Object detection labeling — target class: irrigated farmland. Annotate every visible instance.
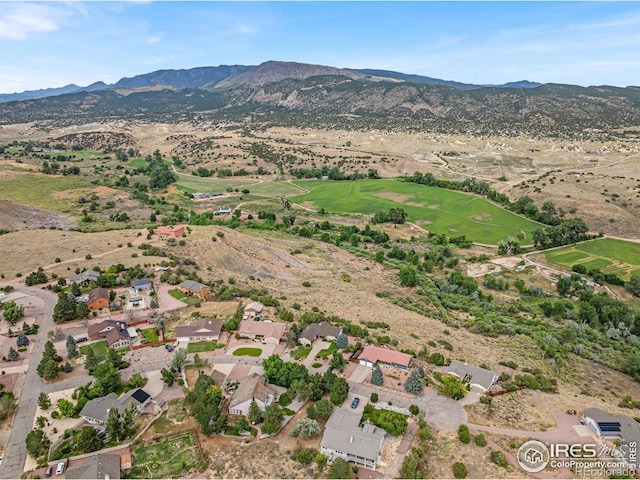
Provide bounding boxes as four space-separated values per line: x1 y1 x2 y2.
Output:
290 179 541 245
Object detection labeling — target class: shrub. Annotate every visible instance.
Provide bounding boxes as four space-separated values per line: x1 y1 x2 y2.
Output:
491 450 509 468
479 396 492 405
370 392 378 402
452 462 467 478
409 404 420 416
458 424 471 444
474 434 487 447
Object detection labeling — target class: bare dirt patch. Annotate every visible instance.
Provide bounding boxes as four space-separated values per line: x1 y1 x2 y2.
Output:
0 199 76 231
373 192 413 203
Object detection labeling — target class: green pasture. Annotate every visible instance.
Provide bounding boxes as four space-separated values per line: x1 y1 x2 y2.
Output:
544 238 640 280
174 172 257 192
128 432 200 479
290 179 540 245
0 173 90 212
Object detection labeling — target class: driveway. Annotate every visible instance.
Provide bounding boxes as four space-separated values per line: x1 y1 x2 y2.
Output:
303 340 330 369
348 364 371 384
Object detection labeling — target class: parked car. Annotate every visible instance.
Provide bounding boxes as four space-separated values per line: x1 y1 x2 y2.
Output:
165 344 174 352
56 461 65 475
351 397 360 409
45 466 52 478
74 337 87 343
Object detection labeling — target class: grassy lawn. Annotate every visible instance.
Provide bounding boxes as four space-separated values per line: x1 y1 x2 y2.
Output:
140 328 159 343
168 289 202 306
291 345 312 360
290 179 541 245
544 238 640 280
232 347 262 357
187 341 224 353
79 340 108 361
249 181 306 197
0 173 91 212
315 341 338 360
128 432 201 479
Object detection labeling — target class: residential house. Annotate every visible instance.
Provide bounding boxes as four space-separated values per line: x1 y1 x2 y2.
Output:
179 280 211 300
65 453 121 480
357 345 413 370
320 408 387 471
298 322 342 346
243 301 264 319
131 278 152 293
87 287 109 311
87 320 133 350
176 318 222 343
80 389 152 425
154 225 185 239
68 270 100 287
583 408 640 467
238 319 286 343
446 360 500 392
228 373 276 416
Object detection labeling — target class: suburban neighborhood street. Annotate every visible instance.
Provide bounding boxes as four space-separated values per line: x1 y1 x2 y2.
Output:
0 286 57 480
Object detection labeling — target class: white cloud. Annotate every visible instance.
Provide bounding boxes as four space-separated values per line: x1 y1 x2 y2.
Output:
0 3 71 41
229 22 260 35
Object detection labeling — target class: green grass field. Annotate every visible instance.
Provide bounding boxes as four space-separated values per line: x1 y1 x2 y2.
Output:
128 432 201 479
0 173 91 212
79 340 108 361
174 172 257 192
187 341 224 353
232 347 262 357
168 289 201 306
290 179 541 245
140 328 159 343
544 238 640 280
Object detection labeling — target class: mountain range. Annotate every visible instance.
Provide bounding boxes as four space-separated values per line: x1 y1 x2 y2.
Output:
0 61 540 103
1 61 639 138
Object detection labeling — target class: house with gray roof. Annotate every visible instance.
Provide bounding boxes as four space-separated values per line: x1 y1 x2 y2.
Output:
298 322 342 346
179 280 211 299
320 408 387 471
131 278 152 293
80 388 151 425
228 373 276 416
176 318 222 343
583 408 640 466
68 270 100 287
446 360 499 392
65 453 121 479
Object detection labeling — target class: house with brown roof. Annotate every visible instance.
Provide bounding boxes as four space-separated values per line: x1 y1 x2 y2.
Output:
243 301 264 319
228 373 276 416
358 345 413 370
87 287 109 311
154 225 185 239
88 320 133 349
179 280 211 300
238 319 286 343
298 322 343 346
176 318 222 343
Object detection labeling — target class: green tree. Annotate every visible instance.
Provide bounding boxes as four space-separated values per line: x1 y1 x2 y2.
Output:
261 404 284 435
399 266 418 287
57 398 76 417
66 335 78 358
7 347 19 361
190 374 224 435
329 351 346 370
248 400 262 424
76 301 90 319
404 368 424 394
0 394 16 423
85 347 98 371
70 281 81 296
106 407 123 442
291 417 320 439
327 457 352 479
442 376 467 400
53 292 78 322
329 377 350 405
626 274 640 297
92 362 122 395
371 365 384 386
336 332 348 349
37 357 59 380
16 332 29 347
400 448 424 479
315 397 334 420
161 368 174 386
128 373 147 388
2 301 24 324
76 426 102 454
171 347 188 372
38 392 51 410
25 429 50 459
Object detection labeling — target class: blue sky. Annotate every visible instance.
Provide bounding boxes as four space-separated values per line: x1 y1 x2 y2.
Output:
1 1 640 93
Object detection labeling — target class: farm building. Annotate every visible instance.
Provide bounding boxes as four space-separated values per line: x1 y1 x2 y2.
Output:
87 287 109 311
68 270 100 287
154 225 185 239
179 280 211 299
320 408 387 471
176 318 222 343
243 301 264 318
583 408 640 466
228 373 276 416
446 360 499 392
357 345 412 370
238 319 286 343
131 278 152 293
298 322 342 346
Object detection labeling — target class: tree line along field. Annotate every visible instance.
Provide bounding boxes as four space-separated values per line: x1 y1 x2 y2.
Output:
290 179 541 245
544 238 640 280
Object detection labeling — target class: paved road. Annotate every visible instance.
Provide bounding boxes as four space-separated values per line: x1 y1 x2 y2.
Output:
0 286 57 480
